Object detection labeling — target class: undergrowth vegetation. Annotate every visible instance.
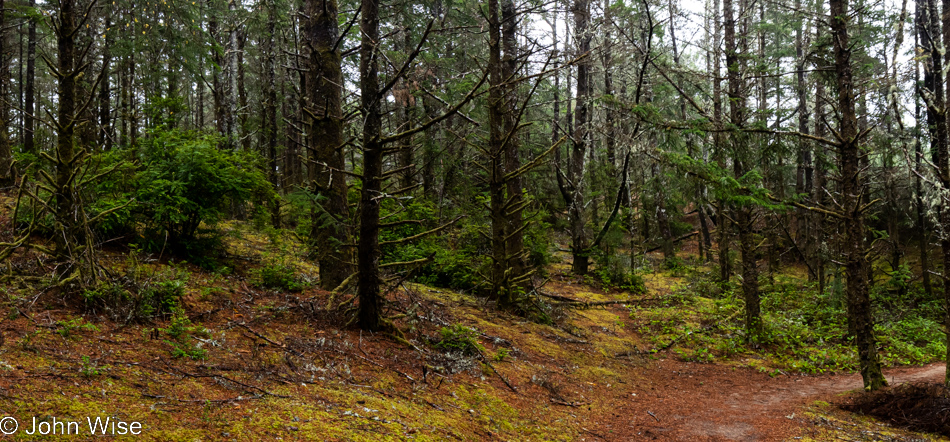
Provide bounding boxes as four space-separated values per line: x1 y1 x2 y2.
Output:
630 265 946 374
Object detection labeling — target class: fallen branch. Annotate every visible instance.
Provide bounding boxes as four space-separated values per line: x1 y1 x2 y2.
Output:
642 231 699 254
233 322 304 358
537 291 663 309
142 393 266 404
481 357 517 393
551 398 589 407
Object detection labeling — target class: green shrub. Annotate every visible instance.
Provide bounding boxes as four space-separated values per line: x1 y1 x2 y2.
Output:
255 261 308 292
134 130 273 247
82 274 186 322
56 317 99 339
436 324 484 356
161 310 209 360
80 356 101 378
594 253 646 293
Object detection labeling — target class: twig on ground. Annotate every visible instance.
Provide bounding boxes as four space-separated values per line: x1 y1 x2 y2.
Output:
551 398 589 407
481 357 517 393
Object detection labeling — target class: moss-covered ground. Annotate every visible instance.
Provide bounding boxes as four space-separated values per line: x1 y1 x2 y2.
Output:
0 222 943 440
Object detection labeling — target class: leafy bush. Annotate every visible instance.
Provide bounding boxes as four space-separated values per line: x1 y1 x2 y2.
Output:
254 261 308 292
160 310 209 360
134 130 273 247
80 356 101 378
56 317 99 339
82 273 186 322
436 324 484 356
594 253 646 293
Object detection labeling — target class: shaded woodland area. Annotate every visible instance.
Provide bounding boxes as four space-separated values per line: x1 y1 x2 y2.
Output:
0 0 949 436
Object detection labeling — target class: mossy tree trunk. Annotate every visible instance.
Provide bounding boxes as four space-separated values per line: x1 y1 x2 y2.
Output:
831 0 886 390
357 0 383 331
305 0 352 291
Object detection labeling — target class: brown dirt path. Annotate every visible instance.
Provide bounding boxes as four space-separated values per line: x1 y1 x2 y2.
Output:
588 360 945 441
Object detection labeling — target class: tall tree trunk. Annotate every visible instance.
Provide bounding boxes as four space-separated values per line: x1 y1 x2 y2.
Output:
502 0 526 284
568 0 591 275
24 0 36 154
99 12 113 150
914 2 934 298
724 0 760 337
237 28 249 150
209 0 225 138
795 0 813 269
488 0 509 304
357 0 383 331
712 0 731 281
53 0 83 257
265 0 279 228
0 0 12 184
831 0 886 390
225 0 239 149
305 0 351 291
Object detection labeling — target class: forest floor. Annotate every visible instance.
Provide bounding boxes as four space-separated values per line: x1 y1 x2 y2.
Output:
0 221 943 441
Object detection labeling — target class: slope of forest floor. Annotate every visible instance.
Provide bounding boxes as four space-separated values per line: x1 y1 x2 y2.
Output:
0 220 944 441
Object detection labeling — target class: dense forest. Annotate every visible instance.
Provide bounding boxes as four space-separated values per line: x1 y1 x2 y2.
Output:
0 0 949 438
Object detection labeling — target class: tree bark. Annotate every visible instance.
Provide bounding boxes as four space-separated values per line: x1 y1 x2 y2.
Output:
724 0 760 337
24 0 36 154
99 12 113 150
568 0 591 275
831 0 886 390
265 0 279 228
0 0 12 184
305 0 352 291
53 0 84 258
358 0 383 331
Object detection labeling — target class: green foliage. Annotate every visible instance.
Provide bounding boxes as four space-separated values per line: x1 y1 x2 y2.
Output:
134 130 273 246
523 207 554 270
663 256 688 276
56 317 99 339
632 272 946 374
161 310 209 360
82 271 186 322
436 324 484 356
80 356 101 378
254 259 309 292
593 252 646 293
381 201 487 292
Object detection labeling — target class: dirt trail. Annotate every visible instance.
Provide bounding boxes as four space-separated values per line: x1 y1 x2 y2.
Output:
592 360 945 441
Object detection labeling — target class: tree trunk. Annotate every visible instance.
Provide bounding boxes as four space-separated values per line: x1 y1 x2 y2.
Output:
209 0 225 138
237 28 249 150
358 0 383 331
569 0 590 275
305 0 352 291
226 0 239 149
488 0 508 304
265 0 279 228
724 0 760 337
99 13 113 150
795 0 813 270
24 0 36 154
501 0 526 284
0 0 12 184
914 4 934 298
831 0 886 390
54 0 82 258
